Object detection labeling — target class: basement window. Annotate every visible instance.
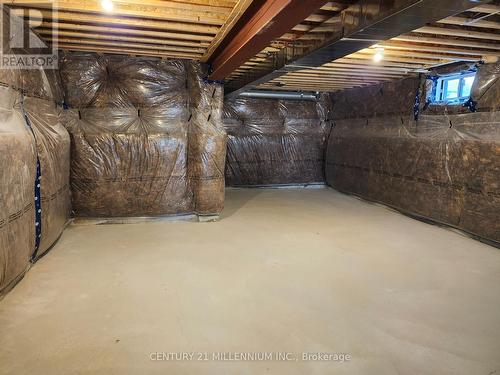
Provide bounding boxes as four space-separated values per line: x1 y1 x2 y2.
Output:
432 72 476 104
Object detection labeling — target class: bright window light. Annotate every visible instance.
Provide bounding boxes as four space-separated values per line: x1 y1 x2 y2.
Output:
433 72 476 104
462 75 475 98
444 78 459 100
101 0 114 12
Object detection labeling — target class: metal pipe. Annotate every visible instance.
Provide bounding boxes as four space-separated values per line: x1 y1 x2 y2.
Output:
238 90 319 101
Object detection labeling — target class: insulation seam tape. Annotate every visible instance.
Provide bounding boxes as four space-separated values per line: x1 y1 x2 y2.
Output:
20 97 43 260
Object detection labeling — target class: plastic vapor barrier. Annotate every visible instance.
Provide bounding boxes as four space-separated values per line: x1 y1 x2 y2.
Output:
60 53 226 218
0 93 69 295
223 97 330 186
0 87 36 294
471 62 500 111
186 62 227 214
326 63 500 244
0 9 70 296
24 98 70 258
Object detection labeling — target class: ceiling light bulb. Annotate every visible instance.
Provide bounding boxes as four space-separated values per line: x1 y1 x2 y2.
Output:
373 48 384 62
101 0 114 12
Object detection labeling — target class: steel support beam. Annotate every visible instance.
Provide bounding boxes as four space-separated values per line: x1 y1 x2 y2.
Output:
208 0 328 81
225 0 490 99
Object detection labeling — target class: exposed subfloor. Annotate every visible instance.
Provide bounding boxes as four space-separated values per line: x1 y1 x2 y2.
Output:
1 188 499 375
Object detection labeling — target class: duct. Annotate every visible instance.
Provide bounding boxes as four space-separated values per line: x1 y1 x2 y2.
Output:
225 0 489 98
238 91 319 101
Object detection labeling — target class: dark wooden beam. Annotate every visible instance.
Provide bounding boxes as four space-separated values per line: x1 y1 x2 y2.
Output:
208 0 328 80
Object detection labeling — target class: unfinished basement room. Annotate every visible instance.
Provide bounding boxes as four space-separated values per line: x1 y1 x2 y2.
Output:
0 0 499 373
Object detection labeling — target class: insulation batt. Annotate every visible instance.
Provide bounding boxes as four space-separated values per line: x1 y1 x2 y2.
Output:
223 97 330 186
0 94 70 291
0 8 70 295
23 98 71 259
326 63 500 244
0 87 36 293
60 54 226 217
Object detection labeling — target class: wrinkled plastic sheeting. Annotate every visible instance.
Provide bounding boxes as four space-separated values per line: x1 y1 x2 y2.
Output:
0 90 70 295
223 97 330 186
0 7 63 102
186 62 226 214
63 108 193 216
61 55 188 109
471 62 500 111
23 98 71 258
326 70 500 244
0 87 36 294
330 77 421 119
0 10 69 296
60 53 226 217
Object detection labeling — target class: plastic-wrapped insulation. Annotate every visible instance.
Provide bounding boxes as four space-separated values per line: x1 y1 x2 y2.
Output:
0 87 36 294
60 53 226 218
222 96 330 186
0 9 70 295
326 63 500 244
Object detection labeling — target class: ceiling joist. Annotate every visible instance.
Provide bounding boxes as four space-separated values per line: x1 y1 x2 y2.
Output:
6 0 499 95
7 0 253 62
224 0 495 97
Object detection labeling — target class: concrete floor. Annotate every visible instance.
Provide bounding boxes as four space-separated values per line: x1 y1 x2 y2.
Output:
1 188 499 375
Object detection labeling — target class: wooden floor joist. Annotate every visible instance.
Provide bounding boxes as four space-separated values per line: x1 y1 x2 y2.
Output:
379 41 500 57
468 4 500 14
36 29 211 48
4 0 229 25
438 16 500 30
9 0 253 60
53 38 206 55
330 59 430 69
224 0 498 96
392 35 500 51
50 43 202 59
201 0 253 61
29 20 215 42
414 26 500 41
7 0 499 94
285 70 405 79
14 8 220 34
355 48 482 61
